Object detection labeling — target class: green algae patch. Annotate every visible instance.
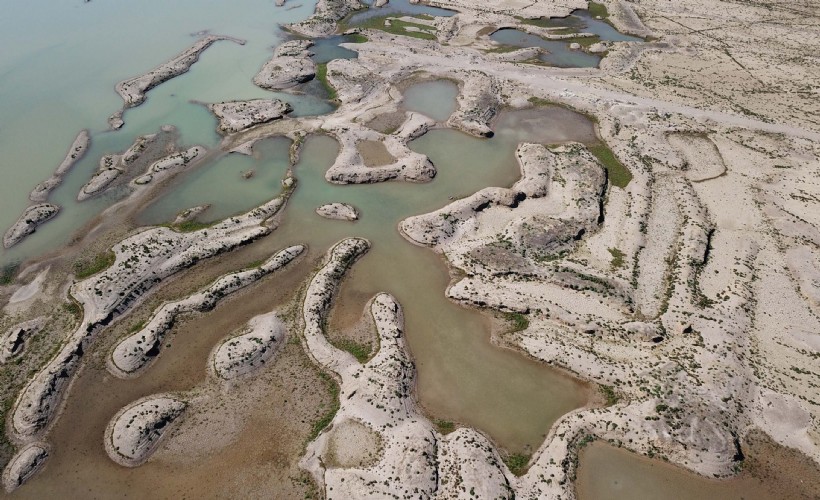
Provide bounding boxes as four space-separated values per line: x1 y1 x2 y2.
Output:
316 63 338 101
74 251 116 280
589 143 632 188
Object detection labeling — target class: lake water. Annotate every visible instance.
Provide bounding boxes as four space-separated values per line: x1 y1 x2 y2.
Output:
0 0 320 267
490 9 642 68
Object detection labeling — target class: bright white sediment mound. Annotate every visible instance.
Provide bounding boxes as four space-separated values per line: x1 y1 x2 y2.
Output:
210 311 286 380
316 203 359 221
2 443 48 493
105 395 187 467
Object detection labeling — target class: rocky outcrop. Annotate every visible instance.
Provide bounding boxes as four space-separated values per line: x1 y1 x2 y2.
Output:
253 40 316 90
210 311 286 380
325 120 436 184
105 396 186 467
301 288 514 498
77 155 124 201
109 245 304 377
298 241 516 497
3 204 60 249
1 443 48 493
77 134 160 201
10 192 290 442
207 99 292 134
0 317 46 364
173 204 211 225
447 71 500 137
316 203 359 221
133 146 206 185
29 130 90 202
302 238 369 373
108 110 124 130
116 35 245 108
122 133 158 166
287 0 364 37
400 142 606 276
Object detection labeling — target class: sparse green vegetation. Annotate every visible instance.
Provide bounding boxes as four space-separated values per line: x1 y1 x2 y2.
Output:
73 251 116 279
517 16 555 28
484 45 522 54
349 15 437 40
504 453 531 476
527 96 552 107
578 433 595 448
560 35 601 49
63 300 82 320
308 371 340 441
0 398 14 457
129 321 146 333
316 63 338 101
503 312 530 333
588 1 609 19
0 263 19 285
434 419 455 434
589 143 633 188
608 248 626 269
599 384 619 406
172 220 212 233
333 338 372 363
347 33 368 43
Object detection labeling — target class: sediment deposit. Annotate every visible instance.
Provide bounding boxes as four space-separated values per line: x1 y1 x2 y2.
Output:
253 39 316 90
0 317 46 364
3 204 60 249
133 146 206 186
29 130 90 202
316 203 358 221
207 99 292 134
9 189 291 443
210 311 286 380
104 395 187 467
109 245 304 377
1 443 48 493
3 0 819 496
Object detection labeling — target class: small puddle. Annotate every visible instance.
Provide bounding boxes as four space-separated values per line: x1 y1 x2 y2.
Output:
490 28 602 68
346 0 456 25
401 79 459 122
310 34 361 64
490 9 641 68
527 10 641 42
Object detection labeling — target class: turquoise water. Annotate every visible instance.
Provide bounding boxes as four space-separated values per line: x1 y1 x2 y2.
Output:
348 0 456 24
0 0 319 267
574 11 642 42
402 80 459 121
490 29 603 67
311 35 361 63
139 137 292 223
535 10 642 42
490 9 641 68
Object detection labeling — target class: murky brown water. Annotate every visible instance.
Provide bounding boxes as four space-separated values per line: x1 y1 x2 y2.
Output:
576 441 782 500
